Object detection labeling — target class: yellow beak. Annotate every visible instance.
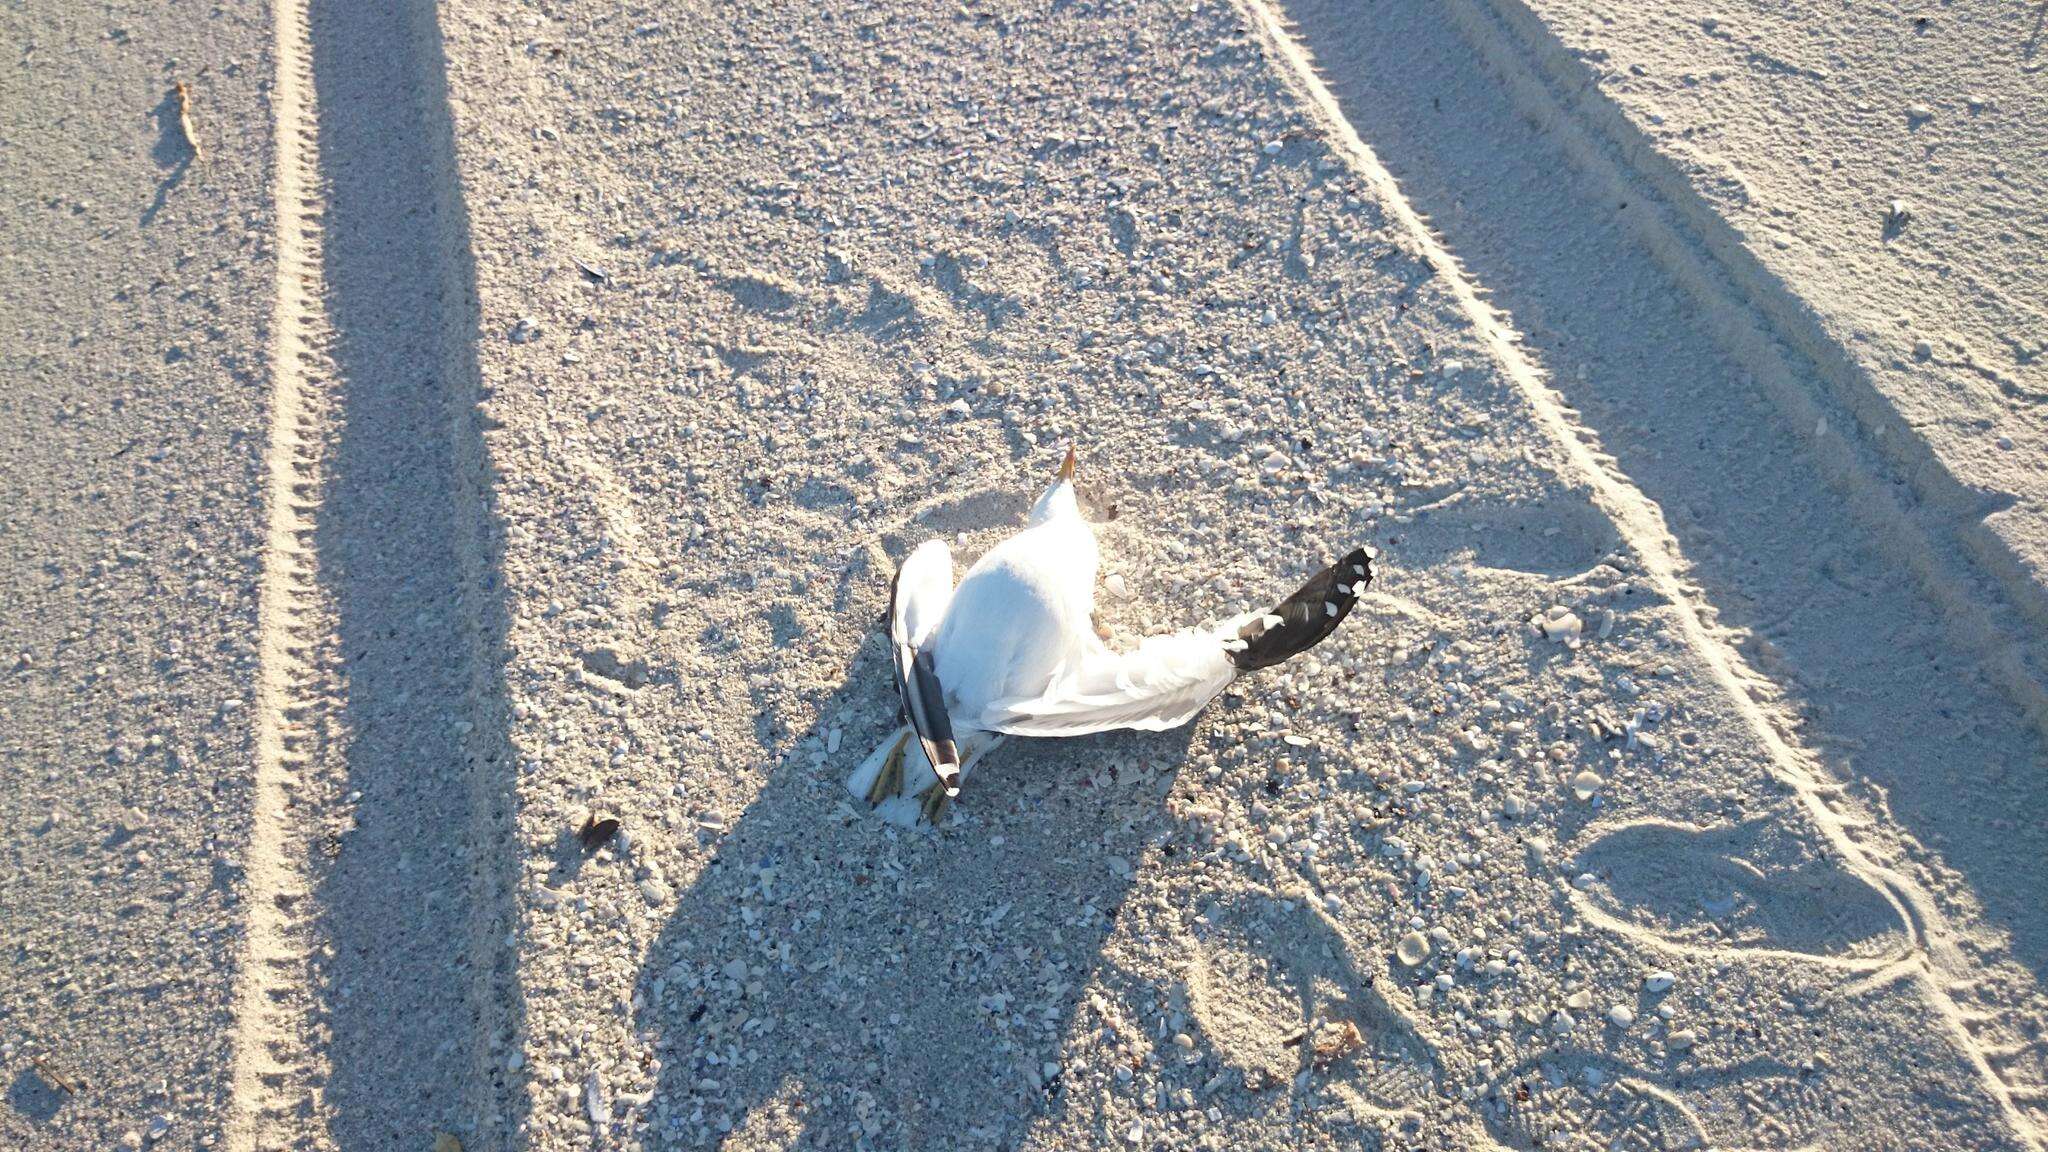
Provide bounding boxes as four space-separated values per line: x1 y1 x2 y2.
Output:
1057 444 1077 482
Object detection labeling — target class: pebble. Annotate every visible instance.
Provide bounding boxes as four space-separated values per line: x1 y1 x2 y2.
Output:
1608 1004 1636 1028
1535 606 1582 643
1570 770 1603 802
1644 970 1677 994
510 317 543 343
117 1132 142 1151
1262 139 1284 156
1913 338 1934 359
1667 1028 1698 1052
1396 930 1431 966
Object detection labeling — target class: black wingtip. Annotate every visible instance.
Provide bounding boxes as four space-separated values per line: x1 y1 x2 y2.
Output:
1228 547 1374 671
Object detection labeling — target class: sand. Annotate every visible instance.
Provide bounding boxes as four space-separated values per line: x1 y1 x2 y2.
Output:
1 2 277 1148
1 0 2043 1150
1503 0 2048 648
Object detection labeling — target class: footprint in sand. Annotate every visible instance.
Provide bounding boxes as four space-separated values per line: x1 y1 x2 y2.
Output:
1569 818 1908 965
1471 1033 1845 1152
1184 892 1444 1124
1478 1065 1719 1152
883 485 1022 547
1181 893 1820 1151
1403 490 1620 582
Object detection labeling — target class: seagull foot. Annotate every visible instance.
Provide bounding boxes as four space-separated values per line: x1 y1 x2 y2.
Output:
919 785 951 825
865 730 911 805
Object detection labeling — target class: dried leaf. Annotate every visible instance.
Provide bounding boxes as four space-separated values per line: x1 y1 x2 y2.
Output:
1311 1020 1364 1067
578 814 620 852
174 81 203 163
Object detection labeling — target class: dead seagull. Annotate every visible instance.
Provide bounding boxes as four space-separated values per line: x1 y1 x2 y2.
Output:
847 446 1374 824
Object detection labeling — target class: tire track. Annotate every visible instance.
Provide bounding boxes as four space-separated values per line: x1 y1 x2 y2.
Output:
1467 0 2048 738
228 2 520 1148
1470 0 2048 664
226 0 343 1147
1235 0 2044 1146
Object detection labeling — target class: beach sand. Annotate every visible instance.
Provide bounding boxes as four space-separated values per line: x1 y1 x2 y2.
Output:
1 0 2042 1149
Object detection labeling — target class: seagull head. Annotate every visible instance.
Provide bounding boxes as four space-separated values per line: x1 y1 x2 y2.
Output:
1028 445 1082 525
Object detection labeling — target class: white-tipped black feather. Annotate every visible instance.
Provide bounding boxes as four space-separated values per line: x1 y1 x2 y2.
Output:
1227 547 1373 671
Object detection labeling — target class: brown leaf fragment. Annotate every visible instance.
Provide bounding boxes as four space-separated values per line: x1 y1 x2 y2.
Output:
578 813 620 852
175 81 203 163
1310 1020 1364 1068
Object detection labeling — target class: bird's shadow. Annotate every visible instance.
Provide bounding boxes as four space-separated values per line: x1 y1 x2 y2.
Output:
141 85 198 227
628 629 1203 1149
3 1067 67 1128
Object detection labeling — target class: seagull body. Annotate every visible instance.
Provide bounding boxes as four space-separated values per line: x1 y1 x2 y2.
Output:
923 474 1098 730
849 449 1372 824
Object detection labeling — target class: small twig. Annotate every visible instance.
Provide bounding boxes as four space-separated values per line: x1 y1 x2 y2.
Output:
31 1055 82 1095
175 80 203 163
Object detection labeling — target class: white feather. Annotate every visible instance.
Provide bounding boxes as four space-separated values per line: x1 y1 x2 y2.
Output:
892 539 955 651
976 628 1237 736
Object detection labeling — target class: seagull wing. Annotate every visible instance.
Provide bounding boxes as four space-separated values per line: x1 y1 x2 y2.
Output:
977 547 1373 737
891 539 964 794
976 628 1236 736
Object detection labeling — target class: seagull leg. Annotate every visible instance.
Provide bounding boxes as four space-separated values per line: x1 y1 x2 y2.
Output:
916 734 1006 826
864 729 912 805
